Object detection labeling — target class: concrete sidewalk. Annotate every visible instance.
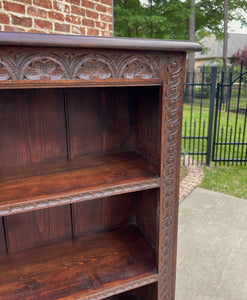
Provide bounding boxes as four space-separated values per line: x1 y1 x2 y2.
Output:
176 188 247 300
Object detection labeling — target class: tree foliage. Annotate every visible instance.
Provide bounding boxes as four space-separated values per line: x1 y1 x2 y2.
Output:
114 0 247 41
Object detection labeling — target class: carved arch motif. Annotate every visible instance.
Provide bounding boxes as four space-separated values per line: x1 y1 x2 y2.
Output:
0 56 17 81
118 55 159 79
71 54 116 80
18 54 69 80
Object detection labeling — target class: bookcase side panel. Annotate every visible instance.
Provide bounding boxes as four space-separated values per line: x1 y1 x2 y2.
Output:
135 189 159 252
135 86 160 168
158 53 186 299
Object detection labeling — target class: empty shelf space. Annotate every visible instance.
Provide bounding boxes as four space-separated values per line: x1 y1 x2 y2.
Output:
0 151 160 216
0 225 158 300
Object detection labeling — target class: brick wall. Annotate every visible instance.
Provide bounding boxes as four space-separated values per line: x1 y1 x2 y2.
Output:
0 0 113 36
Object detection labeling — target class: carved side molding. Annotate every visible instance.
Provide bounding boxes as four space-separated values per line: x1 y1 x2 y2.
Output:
159 55 184 299
0 48 161 83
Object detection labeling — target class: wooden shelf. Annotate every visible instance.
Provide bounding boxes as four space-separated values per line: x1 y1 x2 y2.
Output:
0 225 158 300
0 151 160 216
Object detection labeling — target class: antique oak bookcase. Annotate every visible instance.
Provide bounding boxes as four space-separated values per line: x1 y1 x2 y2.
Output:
0 32 201 300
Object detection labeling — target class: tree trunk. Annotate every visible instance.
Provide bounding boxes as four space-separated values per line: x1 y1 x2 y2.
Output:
185 0 195 103
223 0 228 104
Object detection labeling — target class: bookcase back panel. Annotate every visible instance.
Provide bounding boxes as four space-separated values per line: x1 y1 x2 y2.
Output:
67 87 135 158
0 88 67 168
0 218 6 255
4 206 72 253
72 194 132 238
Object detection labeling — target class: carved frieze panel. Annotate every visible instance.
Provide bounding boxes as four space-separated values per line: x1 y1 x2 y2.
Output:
0 48 160 83
19 56 69 80
0 56 17 81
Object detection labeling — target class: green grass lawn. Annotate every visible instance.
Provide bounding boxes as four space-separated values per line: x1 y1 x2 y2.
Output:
200 165 247 199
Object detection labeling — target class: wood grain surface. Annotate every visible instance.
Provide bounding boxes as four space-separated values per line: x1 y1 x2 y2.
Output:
0 151 159 210
0 225 157 300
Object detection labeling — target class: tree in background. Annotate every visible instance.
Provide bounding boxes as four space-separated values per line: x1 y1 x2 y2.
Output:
114 0 247 46
232 47 247 68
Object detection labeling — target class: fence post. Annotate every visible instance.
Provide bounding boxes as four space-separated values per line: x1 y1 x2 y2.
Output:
206 66 217 166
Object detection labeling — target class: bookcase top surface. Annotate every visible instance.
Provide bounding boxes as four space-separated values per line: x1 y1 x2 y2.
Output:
0 32 202 52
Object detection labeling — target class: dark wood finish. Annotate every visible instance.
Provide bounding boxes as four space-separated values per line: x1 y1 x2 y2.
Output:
106 283 157 299
5 206 72 253
158 56 186 299
0 225 157 300
135 86 160 167
0 32 201 299
136 189 159 251
72 194 132 238
0 151 160 215
0 218 6 255
0 88 67 167
0 32 202 51
67 87 134 157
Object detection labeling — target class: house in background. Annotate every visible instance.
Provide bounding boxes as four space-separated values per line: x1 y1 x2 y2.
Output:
195 33 247 69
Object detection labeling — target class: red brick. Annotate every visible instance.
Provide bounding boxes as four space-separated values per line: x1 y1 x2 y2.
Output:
0 13 10 24
71 0 80 4
54 2 70 13
3 2 25 14
27 6 47 18
101 0 111 5
108 24 112 31
12 15 32 27
66 14 81 25
86 9 99 20
95 21 107 30
17 0 32 3
28 29 44 33
33 0 52 9
100 14 112 22
102 30 111 37
48 11 65 22
4 25 26 32
81 0 94 9
107 6 113 15
71 25 85 35
34 19 52 30
71 5 84 16
87 28 99 36
96 4 107 13
82 18 94 27
55 22 70 33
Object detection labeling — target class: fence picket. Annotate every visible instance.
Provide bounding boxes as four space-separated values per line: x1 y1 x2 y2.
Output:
182 60 247 166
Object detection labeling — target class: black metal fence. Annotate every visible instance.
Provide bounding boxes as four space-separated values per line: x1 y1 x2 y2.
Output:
181 60 247 166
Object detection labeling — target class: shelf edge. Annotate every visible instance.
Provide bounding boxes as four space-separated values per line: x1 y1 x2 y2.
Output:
0 178 160 217
70 274 158 300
